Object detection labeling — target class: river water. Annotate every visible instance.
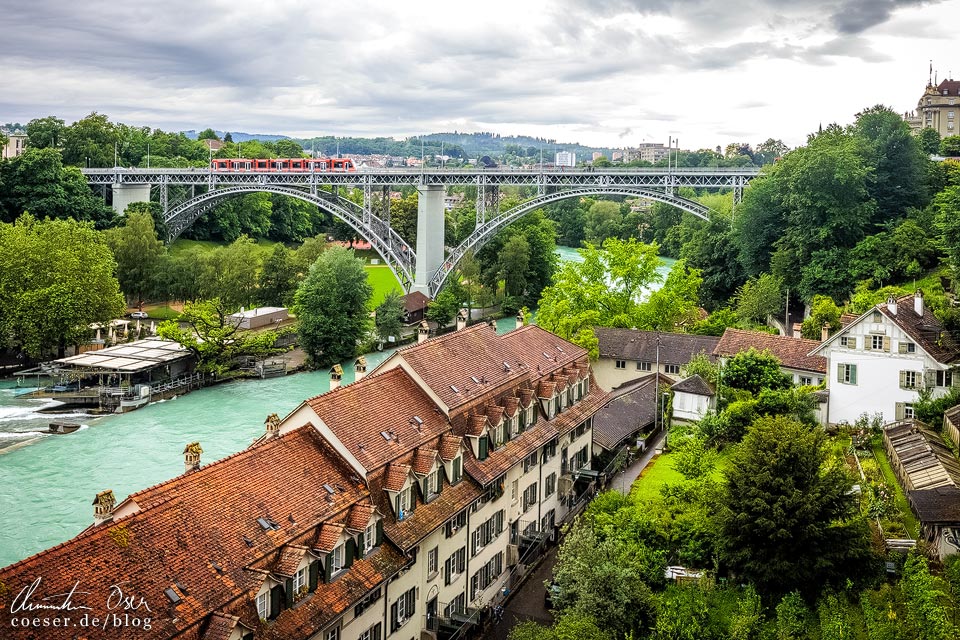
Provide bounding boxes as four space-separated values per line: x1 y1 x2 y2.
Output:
0 248 674 567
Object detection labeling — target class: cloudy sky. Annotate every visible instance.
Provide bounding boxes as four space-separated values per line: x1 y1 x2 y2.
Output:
3 0 957 151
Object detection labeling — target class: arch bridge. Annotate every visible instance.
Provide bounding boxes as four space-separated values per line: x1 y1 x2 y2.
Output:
82 166 760 297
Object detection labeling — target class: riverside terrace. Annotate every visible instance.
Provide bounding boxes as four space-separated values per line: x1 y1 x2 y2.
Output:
0 323 608 640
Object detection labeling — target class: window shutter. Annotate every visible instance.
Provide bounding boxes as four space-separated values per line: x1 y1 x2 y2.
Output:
895 402 905 420
883 336 891 352
375 519 384 545
323 554 331 583
899 371 907 388
408 588 416 614
395 494 401 516
390 602 398 632
437 470 444 493
953 373 960 388
850 365 857 385
864 338 872 351
924 369 937 388
479 437 488 460
270 584 283 618
284 578 294 608
899 342 908 354
356 533 365 559
445 557 452 585
345 539 355 566
309 560 320 591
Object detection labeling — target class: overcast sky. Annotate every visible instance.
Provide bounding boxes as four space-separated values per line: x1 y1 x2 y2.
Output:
2 0 957 151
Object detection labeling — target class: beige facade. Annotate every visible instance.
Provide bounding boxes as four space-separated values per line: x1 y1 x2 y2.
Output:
2 132 27 160
906 77 960 139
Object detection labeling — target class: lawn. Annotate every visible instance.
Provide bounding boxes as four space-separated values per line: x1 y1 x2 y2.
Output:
168 237 281 256
631 447 732 501
366 265 404 308
870 440 920 538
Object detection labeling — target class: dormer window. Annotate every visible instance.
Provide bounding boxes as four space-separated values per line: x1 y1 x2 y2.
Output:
256 590 269 620
396 486 413 516
330 544 346 575
293 565 308 599
424 469 441 502
364 522 375 555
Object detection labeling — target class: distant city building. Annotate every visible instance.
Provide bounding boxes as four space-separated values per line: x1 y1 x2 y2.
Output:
633 143 670 164
591 152 603 161
555 151 576 167
611 151 624 162
1 128 27 160
904 66 960 137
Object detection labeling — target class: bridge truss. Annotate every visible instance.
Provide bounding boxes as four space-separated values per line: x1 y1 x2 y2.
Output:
83 166 760 297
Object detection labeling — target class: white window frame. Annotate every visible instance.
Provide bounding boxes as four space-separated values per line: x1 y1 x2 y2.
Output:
425 469 439 501
364 522 375 554
615 360 626 369
427 546 438 578
871 335 884 350
326 626 339 640
398 486 412 514
637 361 652 371
256 590 268 620
293 564 308 596
330 543 345 575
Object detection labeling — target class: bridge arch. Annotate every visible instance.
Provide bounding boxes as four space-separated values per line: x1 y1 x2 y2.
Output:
429 186 712 296
164 184 415 290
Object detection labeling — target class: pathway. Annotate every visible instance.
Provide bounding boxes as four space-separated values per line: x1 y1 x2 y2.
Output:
485 430 667 640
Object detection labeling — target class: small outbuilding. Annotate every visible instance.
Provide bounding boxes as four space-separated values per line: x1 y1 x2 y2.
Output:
227 306 289 330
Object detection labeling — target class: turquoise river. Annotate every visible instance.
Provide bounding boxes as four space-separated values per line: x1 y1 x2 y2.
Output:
0 248 674 567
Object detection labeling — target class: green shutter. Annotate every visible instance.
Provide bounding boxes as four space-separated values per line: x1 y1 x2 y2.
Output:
479 437 488 460
376 519 384 545
437 470 444 493
308 560 319 591
356 533 365 559
837 363 843 382
284 578 294 608
390 602 399 632
850 364 857 385
270 585 283 618
346 539 356 567
323 555 331 583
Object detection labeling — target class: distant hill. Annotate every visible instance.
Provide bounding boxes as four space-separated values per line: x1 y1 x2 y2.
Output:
181 130 291 143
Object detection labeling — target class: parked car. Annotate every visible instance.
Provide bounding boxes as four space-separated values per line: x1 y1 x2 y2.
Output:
130 311 148 319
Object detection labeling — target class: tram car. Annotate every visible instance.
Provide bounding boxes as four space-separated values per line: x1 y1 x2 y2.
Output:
210 157 358 172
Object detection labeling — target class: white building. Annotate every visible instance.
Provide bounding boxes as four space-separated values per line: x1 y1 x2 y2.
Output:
809 293 960 425
555 151 576 167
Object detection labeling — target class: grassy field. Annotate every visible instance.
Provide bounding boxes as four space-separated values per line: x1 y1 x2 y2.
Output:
366 265 404 307
168 237 282 256
630 447 732 500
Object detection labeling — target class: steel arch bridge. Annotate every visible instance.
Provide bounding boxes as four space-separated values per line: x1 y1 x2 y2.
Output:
428 186 711 294
83 165 760 297
164 184 416 290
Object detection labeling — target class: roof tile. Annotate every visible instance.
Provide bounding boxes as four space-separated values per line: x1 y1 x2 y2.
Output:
714 328 826 373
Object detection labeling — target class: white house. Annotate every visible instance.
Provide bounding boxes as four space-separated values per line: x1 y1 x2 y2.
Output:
671 375 716 423
809 292 960 426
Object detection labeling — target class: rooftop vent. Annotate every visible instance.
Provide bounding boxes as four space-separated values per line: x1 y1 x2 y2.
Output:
256 517 280 531
543 352 551 359
450 385 460 393
412 416 424 426
503 361 511 372
164 588 181 605
211 561 223 574
288 514 296 524
324 483 336 494
174 581 189 596
243 536 254 547
470 376 480 384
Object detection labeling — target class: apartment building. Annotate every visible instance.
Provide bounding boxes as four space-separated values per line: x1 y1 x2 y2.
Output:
0 322 607 640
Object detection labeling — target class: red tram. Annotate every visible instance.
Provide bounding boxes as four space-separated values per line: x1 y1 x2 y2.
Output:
209 157 357 172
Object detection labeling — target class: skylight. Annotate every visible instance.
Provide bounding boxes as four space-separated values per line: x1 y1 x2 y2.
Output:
412 416 424 426
502 361 511 371
323 483 336 494
470 376 480 384
256 517 280 531
381 430 392 441
164 588 181 604
450 385 460 393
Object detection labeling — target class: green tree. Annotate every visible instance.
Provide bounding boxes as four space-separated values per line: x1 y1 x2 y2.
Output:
734 273 783 324
680 217 745 311
934 186 960 274
62 111 118 167
374 290 404 344
775 591 813 640
732 176 785 277
103 211 166 308
293 246 372 367
258 244 298 307
585 200 623 243
425 288 460 329
198 236 263 309
157 298 285 375
546 198 587 247
899 552 954 640
754 138 790 165
940 136 960 156
499 234 531 300
722 348 792 395
718 415 872 598
917 127 941 155
800 295 842 340
25 116 66 150
653 584 709 640
196 128 220 141
0 214 125 357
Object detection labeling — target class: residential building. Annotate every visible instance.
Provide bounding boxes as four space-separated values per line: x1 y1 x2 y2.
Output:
593 327 719 391
809 293 960 426
1 129 27 160
714 328 826 387
554 151 576 167
0 323 607 640
883 420 960 560
399 291 431 325
904 70 960 138
592 373 673 459
671 374 717 423
633 143 670 164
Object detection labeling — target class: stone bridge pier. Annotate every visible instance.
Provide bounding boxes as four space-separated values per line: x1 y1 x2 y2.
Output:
111 183 151 216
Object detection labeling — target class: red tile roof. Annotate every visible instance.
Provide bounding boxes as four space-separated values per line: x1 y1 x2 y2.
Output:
383 463 412 492
372 474 482 551
411 448 439 475
438 434 463 461
714 328 826 374
464 420 558 486
503 396 520 418
467 414 488 436
302 367 451 472
878 295 960 364
486 403 505 425
273 545 308 577
401 291 431 313
345 503 377 532
314 522 345 552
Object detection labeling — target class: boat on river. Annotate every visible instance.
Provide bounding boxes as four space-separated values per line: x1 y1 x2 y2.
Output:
47 421 81 434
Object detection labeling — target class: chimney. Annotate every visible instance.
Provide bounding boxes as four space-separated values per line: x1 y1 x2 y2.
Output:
914 290 923 317
456 308 468 331
265 413 281 438
330 363 344 391
355 356 368 381
820 323 831 342
93 489 116 526
418 321 430 344
886 296 897 316
183 442 202 473
516 311 525 329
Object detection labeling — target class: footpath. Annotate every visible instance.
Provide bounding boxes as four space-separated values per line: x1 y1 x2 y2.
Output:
486 430 667 640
